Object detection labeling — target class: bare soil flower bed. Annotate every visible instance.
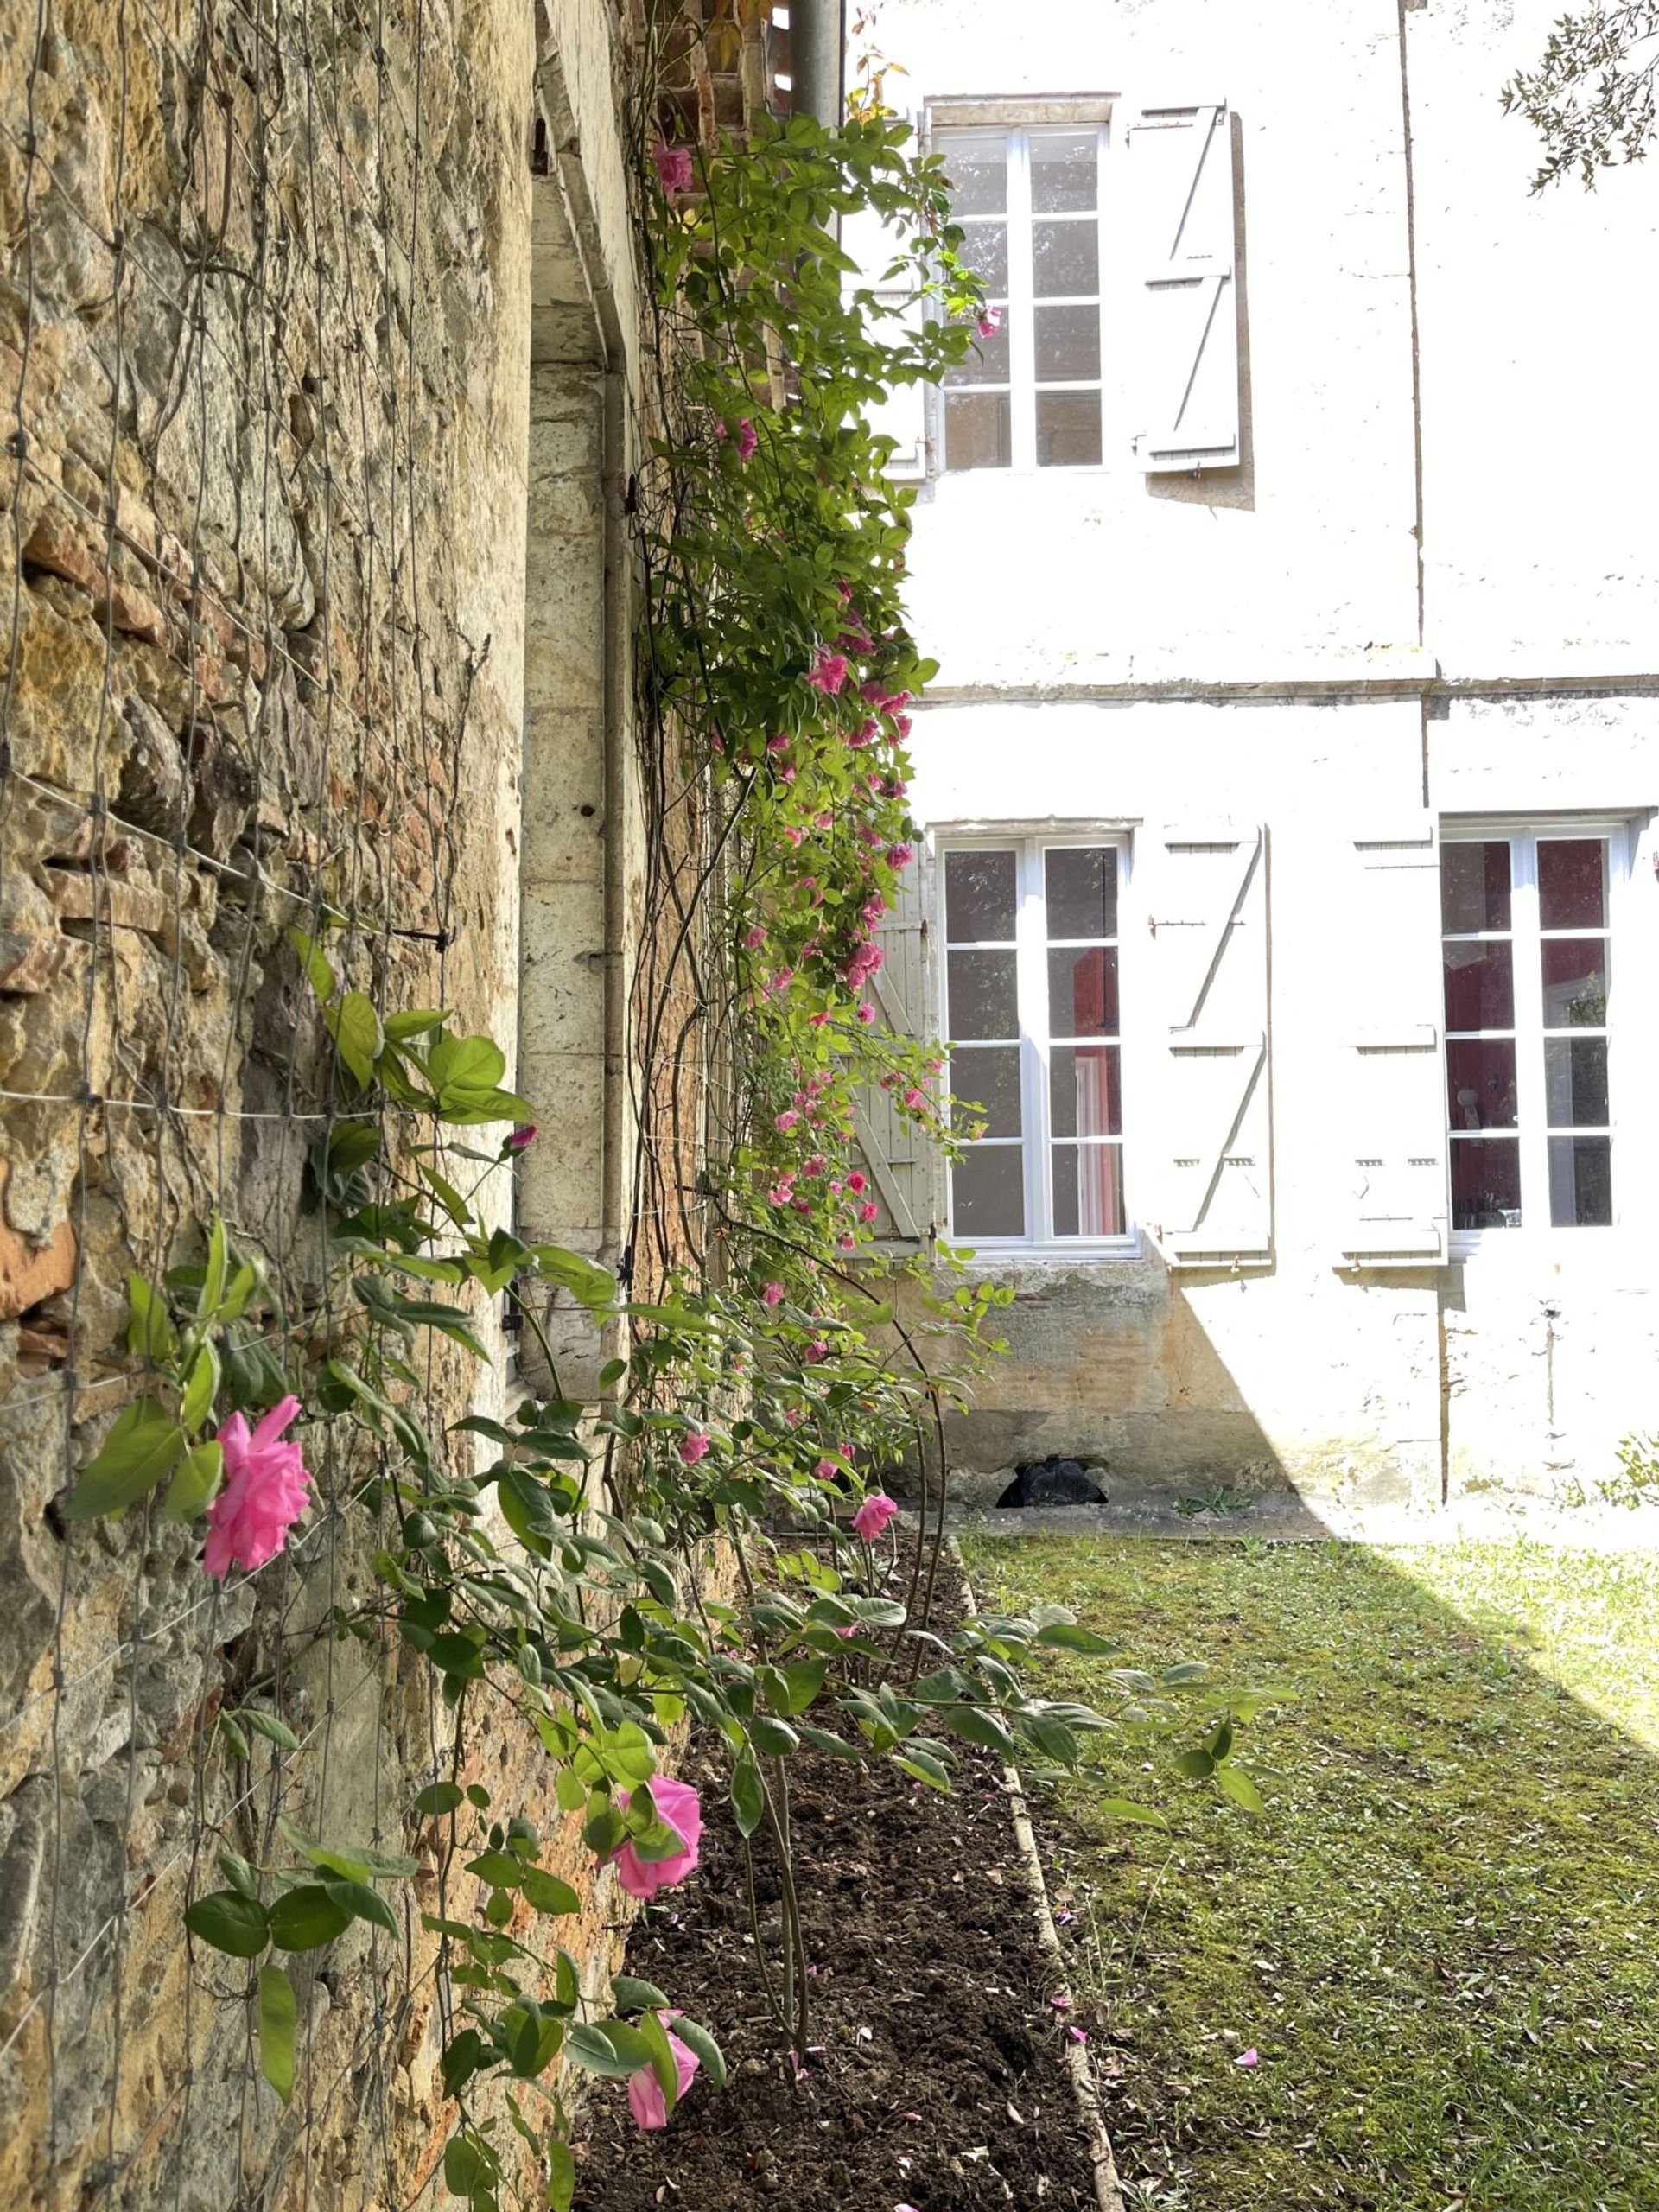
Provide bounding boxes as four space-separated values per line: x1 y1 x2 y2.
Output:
575 1725 1100 2210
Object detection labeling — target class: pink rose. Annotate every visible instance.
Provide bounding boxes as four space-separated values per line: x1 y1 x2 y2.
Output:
977 306 1003 339
627 2012 702 2129
762 1281 785 1306
203 1397 312 1579
735 416 758 461
903 1087 925 1111
846 1172 867 1194
805 649 849 696
887 842 914 868
855 1004 875 1026
652 139 695 194
679 1430 710 1466
775 1109 800 1131
858 1201 879 1223
804 1339 829 1365
505 1123 537 1154
744 923 766 949
851 1491 899 1541
609 1777 702 1901
814 1458 840 1481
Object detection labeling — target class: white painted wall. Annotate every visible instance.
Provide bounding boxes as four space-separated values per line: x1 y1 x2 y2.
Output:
858 0 1659 1502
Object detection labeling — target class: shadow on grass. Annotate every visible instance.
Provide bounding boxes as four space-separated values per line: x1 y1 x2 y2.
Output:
960 1532 1659 2212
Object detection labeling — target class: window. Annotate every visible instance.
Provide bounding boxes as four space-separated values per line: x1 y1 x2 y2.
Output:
938 125 1108 472
1441 826 1620 1236
943 839 1128 1244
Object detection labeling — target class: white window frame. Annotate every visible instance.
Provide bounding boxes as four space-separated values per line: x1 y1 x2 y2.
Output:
935 121 1113 475
938 832 1136 1255
1442 816 1631 1259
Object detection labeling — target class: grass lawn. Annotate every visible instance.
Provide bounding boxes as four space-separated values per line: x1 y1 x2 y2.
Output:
959 1535 1659 2212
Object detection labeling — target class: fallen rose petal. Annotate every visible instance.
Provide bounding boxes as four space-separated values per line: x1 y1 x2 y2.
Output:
1236 2046 1260 2067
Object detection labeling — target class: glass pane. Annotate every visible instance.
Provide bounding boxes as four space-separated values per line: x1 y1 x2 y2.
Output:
1548 1135 1612 1228
944 313 1010 386
1443 939 1514 1030
1034 303 1101 383
1446 1039 1518 1130
948 948 1018 1040
1052 1144 1126 1237
1050 1046 1122 1139
1036 390 1103 467
1032 219 1099 298
959 222 1009 292
943 132 1007 217
1045 847 1116 939
1450 1137 1522 1230
1030 131 1097 213
944 391 1011 472
1538 839 1607 931
950 1046 1022 1139
951 1146 1024 1237
1544 1036 1609 1127
1440 841 1511 933
945 849 1016 943
1541 939 1609 1028
1047 946 1118 1038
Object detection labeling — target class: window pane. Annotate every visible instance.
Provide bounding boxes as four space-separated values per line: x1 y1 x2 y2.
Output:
944 313 1010 385
959 222 1009 292
948 948 1018 1039
1446 1039 1518 1130
1443 939 1514 1030
1052 1144 1126 1236
1544 1036 1609 1127
945 849 1016 942
944 132 1007 217
1034 303 1101 383
944 391 1011 472
1051 1046 1122 1138
1045 847 1116 939
1548 1135 1612 1228
1032 219 1099 298
1030 131 1097 213
1036 390 1103 467
951 1147 1025 1236
950 1046 1022 1138
1440 841 1511 933
1451 1137 1522 1230
1537 839 1607 931
1048 946 1118 1038
1540 939 1609 1027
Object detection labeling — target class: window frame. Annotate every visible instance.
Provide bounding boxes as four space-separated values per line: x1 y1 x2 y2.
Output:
938 831 1137 1255
934 120 1114 476
1441 816 1631 1259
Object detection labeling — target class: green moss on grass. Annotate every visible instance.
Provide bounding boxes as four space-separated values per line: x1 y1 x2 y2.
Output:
961 1535 1659 2211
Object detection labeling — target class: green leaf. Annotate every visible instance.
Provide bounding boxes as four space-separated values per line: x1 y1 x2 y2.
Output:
414 1781 465 1817
749 1714 799 1758
636 2007 681 2115
219 1259 260 1324
162 1440 223 1522
324 992 384 1088
730 1755 766 1839
1096 1796 1170 1829
555 1764 587 1814
327 1122 382 1173
1035 1622 1122 1656
235 1707 301 1751
520 1866 581 1916
529 1244 617 1314
1215 1762 1267 1815
287 925 337 1002
547 2138 576 2212
611 1974 671 2013
669 2012 728 2091
441 2027 488 2100
180 1342 221 1432
773 1657 827 1716
796 1722 864 1761
416 1159 471 1229
942 1705 1020 1760
63 1398 188 1518
185 1889 270 1957
267 1884 354 1951
332 1879 399 1935
384 1007 448 1039
893 1746 954 1791
125 1274 177 1363
466 1852 524 1890
1173 1748 1216 1780
257 1963 296 2102
443 2133 491 2197
217 1711 250 1760
563 2019 656 2078
1161 1661 1211 1687
199 1216 227 1321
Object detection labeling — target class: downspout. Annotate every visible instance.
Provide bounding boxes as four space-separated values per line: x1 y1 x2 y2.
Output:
597 361 627 1286
791 0 846 130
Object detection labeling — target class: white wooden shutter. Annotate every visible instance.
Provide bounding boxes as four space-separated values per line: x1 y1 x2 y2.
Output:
1126 99 1240 472
868 288 929 481
851 855 932 1249
1339 822 1449 1266
1141 824 1271 1266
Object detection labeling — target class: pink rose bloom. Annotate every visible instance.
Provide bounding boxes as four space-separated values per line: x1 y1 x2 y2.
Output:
851 1492 899 1541
627 2012 702 2129
775 1109 800 1131
744 923 766 949
855 1003 875 1026
679 1430 710 1466
847 1171 867 1194
814 1458 840 1481
861 894 887 928
609 1777 702 1901
888 842 915 868
652 139 696 194
803 1154 826 1178
804 1339 829 1365
842 942 884 989
805 649 849 696
783 826 804 848
903 1087 926 1111
838 1232 855 1249
766 733 791 753
859 1201 879 1223
978 306 1003 338
505 1123 537 1154
762 1281 785 1306
203 1397 312 1579
735 417 758 461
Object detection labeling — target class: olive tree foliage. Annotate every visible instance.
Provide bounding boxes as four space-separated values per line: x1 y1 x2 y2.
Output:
1502 5 1659 188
